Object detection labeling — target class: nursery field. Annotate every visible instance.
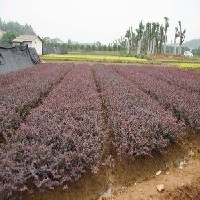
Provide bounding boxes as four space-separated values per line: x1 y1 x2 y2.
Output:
0 63 200 199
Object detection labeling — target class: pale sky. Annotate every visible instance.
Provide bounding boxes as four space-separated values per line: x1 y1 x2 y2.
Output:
0 0 199 44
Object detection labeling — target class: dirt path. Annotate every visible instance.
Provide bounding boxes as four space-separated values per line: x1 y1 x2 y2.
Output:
111 158 200 200
108 131 200 200
20 132 200 200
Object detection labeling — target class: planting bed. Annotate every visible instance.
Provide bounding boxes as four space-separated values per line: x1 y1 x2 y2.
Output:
113 65 200 130
0 63 200 199
0 63 74 143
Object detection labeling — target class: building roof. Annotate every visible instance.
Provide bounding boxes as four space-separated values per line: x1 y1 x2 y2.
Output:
12 35 42 43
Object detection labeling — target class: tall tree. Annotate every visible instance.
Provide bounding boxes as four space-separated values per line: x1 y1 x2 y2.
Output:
143 22 159 54
173 27 179 55
178 21 186 55
155 23 160 54
159 25 165 53
164 17 169 54
150 22 157 54
125 27 131 54
117 37 127 51
145 22 151 54
125 26 137 54
136 21 145 55
129 26 137 53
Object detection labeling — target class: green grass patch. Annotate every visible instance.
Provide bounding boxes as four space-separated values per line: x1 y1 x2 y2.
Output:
160 59 200 64
172 62 200 69
149 56 200 69
40 54 200 69
41 54 148 64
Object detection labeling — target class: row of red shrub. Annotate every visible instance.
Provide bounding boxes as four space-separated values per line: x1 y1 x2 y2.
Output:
0 64 104 197
113 65 200 130
133 66 200 94
0 63 73 142
93 65 184 158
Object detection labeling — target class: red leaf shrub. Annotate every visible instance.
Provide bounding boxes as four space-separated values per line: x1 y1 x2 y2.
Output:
1 63 199 198
0 63 73 142
0 64 104 197
114 65 200 130
93 65 184 158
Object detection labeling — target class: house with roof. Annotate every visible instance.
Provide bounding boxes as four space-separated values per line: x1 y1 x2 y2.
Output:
12 35 43 55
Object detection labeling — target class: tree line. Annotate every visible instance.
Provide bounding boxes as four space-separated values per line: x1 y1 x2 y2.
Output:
0 18 36 45
192 47 200 56
0 18 35 35
44 17 189 56
43 39 127 54
114 17 187 56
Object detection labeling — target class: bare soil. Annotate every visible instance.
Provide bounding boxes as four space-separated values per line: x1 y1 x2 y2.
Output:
21 132 200 200
111 156 200 200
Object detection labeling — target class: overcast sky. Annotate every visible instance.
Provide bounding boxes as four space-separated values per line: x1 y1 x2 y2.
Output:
0 0 199 44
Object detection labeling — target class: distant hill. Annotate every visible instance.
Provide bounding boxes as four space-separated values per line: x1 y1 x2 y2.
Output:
182 39 200 50
54 38 64 44
43 37 64 44
70 41 94 46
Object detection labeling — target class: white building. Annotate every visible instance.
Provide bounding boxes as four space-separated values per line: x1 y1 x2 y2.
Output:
12 35 43 55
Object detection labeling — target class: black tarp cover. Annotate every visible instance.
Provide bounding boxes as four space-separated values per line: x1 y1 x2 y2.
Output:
0 45 40 74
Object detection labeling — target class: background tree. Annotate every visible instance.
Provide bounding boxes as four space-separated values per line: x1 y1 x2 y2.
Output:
144 22 163 54
155 23 160 54
112 42 118 52
152 23 157 54
130 31 137 53
173 27 179 55
178 21 186 55
158 25 164 54
118 37 127 51
91 44 96 51
125 27 132 54
192 46 200 56
136 21 145 55
102 45 108 51
0 31 19 44
164 17 169 54
0 18 36 35
144 22 151 54
125 26 137 54
108 44 112 51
